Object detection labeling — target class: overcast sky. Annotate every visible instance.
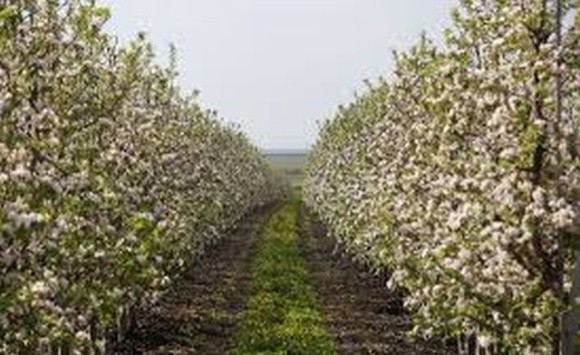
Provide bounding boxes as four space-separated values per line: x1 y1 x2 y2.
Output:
101 1 456 150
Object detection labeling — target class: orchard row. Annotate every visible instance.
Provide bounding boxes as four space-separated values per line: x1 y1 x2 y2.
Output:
0 1 282 353
304 1 579 353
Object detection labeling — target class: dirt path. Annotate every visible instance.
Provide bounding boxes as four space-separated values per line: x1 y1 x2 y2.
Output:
110 205 274 355
298 205 456 355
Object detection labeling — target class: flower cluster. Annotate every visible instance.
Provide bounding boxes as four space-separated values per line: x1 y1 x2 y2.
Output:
0 1 283 353
304 0 579 353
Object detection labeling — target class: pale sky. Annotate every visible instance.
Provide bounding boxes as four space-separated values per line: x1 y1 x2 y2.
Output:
101 1 457 150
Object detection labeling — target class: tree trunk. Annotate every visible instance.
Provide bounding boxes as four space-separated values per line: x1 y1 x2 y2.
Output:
561 250 580 355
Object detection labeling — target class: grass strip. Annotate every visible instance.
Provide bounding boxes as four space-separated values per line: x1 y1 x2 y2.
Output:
231 197 334 355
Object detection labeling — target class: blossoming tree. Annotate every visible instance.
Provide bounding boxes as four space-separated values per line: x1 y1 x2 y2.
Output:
0 1 283 353
305 0 579 353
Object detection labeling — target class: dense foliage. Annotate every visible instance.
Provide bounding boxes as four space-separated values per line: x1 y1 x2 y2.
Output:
0 1 282 353
304 0 579 353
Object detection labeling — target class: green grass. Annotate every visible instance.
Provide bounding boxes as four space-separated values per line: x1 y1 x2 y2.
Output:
231 197 334 355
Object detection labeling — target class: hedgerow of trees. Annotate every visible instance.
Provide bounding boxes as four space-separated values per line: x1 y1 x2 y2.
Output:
0 1 283 353
304 0 579 353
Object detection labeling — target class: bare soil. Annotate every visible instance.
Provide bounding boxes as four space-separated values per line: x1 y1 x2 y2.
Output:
297 204 457 355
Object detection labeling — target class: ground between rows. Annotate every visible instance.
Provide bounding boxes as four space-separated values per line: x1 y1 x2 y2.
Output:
231 198 333 354
111 200 457 354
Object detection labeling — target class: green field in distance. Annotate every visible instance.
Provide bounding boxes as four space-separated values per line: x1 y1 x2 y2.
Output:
263 149 308 187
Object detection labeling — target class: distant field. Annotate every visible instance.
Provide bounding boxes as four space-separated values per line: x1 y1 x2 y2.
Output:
263 150 308 186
